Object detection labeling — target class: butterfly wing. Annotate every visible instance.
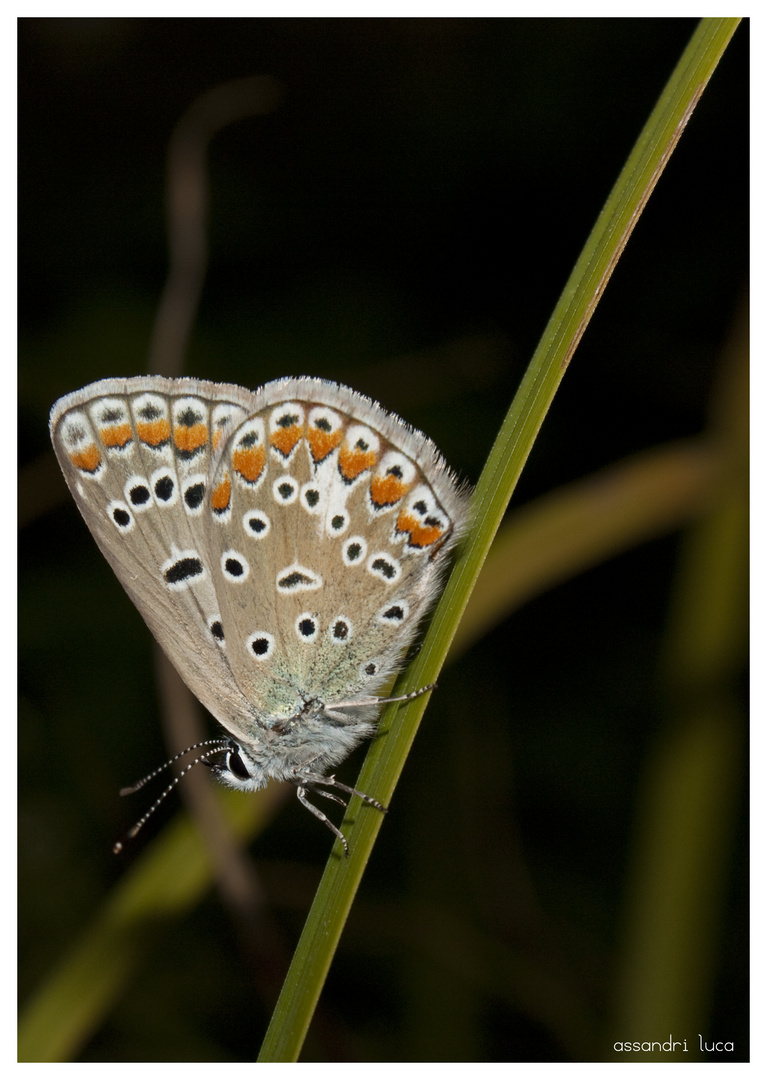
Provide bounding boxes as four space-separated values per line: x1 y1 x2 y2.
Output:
203 378 469 745
49 376 266 736
51 375 470 774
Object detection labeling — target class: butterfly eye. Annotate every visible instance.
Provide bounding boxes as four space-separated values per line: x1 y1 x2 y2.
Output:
226 746 251 782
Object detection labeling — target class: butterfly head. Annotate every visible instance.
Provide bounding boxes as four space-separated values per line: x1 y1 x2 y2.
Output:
206 739 268 792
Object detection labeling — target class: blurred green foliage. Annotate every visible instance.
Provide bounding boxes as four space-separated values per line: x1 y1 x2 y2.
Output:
19 17 747 1063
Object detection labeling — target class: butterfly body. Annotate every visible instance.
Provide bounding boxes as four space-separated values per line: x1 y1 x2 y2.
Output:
50 375 468 846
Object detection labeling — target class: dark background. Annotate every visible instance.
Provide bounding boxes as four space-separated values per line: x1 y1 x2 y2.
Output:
19 18 748 1062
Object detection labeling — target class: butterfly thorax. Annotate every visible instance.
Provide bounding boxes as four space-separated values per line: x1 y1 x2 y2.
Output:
214 700 379 789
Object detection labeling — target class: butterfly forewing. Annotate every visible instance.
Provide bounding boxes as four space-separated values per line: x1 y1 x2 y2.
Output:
50 377 260 734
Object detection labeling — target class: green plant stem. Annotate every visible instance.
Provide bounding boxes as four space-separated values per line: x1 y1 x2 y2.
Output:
257 17 741 1063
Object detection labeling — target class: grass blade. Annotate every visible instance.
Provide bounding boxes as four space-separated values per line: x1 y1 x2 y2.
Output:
257 17 741 1063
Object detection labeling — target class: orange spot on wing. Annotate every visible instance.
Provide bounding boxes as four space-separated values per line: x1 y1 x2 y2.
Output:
211 475 232 512
70 444 102 474
370 474 408 507
270 424 303 456
307 427 343 463
396 511 443 548
100 423 132 449
174 423 208 454
137 419 171 447
339 446 377 481
232 444 266 484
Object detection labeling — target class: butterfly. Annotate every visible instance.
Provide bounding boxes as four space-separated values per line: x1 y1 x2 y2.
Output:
50 376 469 853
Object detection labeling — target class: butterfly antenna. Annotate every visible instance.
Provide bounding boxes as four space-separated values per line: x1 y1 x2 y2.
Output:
118 739 230 795
113 740 229 854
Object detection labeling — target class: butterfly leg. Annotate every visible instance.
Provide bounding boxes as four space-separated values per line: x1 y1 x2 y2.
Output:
294 772 388 856
295 785 352 857
300 770 387 813
324 682 436 713
308 786 348 808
